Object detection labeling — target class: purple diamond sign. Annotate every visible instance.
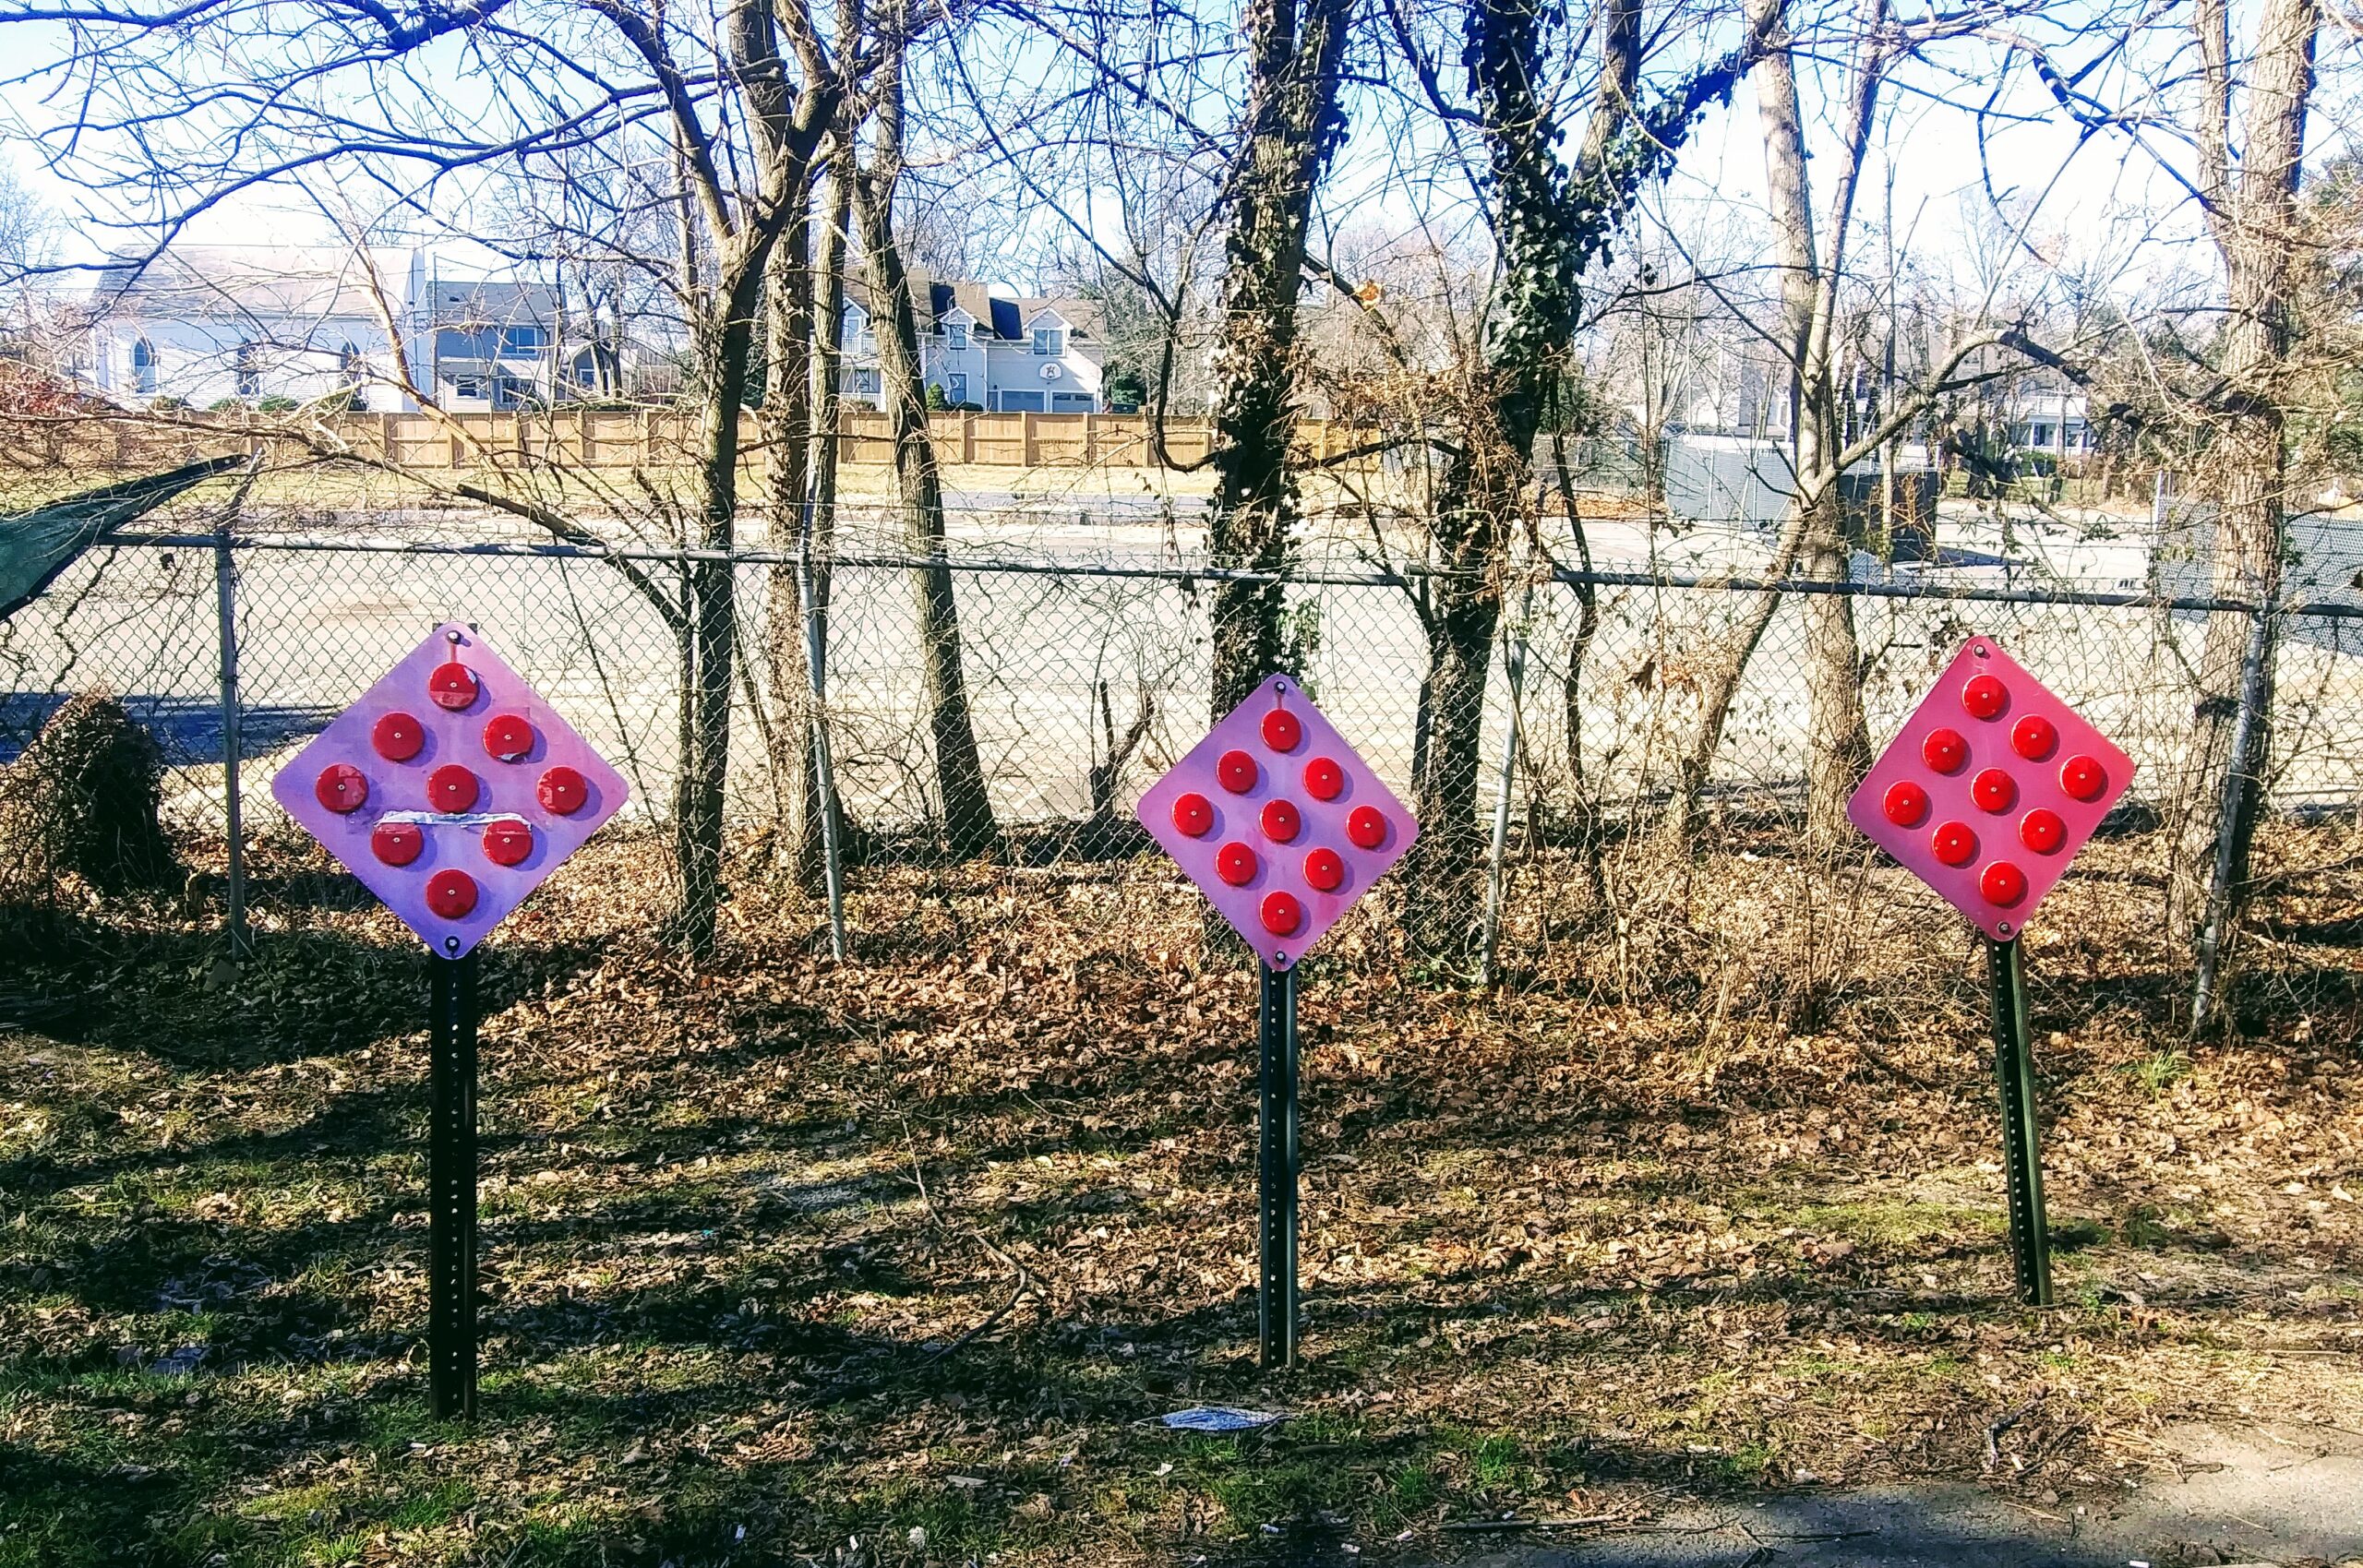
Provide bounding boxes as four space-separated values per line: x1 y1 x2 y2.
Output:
1135 673 1418 970
270 622 629 957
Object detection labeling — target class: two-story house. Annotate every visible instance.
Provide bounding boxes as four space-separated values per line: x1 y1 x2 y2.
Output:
85 245 427 411
839 276 1106 414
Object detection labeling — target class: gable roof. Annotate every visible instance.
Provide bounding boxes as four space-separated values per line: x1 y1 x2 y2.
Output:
91 245 415 325
845 269 1103 343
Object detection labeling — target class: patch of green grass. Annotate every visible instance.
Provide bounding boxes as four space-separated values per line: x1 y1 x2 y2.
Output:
2121 1049 2190 1094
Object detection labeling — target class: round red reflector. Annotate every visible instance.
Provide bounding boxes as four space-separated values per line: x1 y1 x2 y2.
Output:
1302 757 1344 801
425 868 478 920
2011 714 2057 760
370 820 422 866
1217 748 1257 794
1261 798 1301 842
315 763 367 814
1172 791 1214 837
2059 754 2105 802
1981 860 2027 906
1973 768 2016 814
1347 806 1387 850
1261 710 1302 752
1882 780 1930 827
537 765 587 815
1303 846 1345 892
1217 841 1257 886
2020 808 2066 854
1961 673 2009 720
1922 727 1968 773
1932 820 1977 868
372 712 424 762
482 712 534 762
428 764 479 814
428 661 481 712
1260 891 1304 936
482 819 533 867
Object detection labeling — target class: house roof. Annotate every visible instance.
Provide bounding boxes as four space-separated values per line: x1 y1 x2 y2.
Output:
846 269 1103 342
91 245 414 325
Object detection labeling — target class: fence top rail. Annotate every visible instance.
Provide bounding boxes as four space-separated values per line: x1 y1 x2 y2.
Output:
98 529 2321 617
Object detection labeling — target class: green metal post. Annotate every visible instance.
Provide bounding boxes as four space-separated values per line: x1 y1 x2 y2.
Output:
1986 937 2052 1306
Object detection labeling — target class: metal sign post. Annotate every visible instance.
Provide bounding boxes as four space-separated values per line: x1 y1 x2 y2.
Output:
272 622 629 1415
1137 675 1417 1367
427 949 481 1418
1847 636 2129 1306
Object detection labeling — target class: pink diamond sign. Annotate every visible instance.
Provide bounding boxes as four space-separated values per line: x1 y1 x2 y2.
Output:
1136 673 1418 969
1847 634 2133 940
270 622 629 957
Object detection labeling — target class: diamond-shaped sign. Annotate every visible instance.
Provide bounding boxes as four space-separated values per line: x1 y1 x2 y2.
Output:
270 622 629 957
1136 673 1418 969
1848 634 2133 940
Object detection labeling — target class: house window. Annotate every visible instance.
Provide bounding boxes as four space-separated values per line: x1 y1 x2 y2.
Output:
437 328 495 359
843 306 867 345
338 343 366 411
234 342 261 398
1031 326 1063 356
847 367 881 396
130 338 157 396
451 376 486 400
998 389 1044 413
945 322 968 350
2031 424 2052 448
946 372 966 403
498 326 546 356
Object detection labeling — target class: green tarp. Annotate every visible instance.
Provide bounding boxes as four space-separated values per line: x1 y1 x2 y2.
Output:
0 456 245 620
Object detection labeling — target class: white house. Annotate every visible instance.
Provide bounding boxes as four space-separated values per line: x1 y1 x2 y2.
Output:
840 277 1107 413
83 246 649 413
86 246 429 411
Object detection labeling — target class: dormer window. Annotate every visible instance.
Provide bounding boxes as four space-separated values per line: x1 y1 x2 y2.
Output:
946 321 968 351
1032 326 1063 356
843 305 868 344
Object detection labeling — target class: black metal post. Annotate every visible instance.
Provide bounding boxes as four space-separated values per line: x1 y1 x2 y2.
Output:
1985 937 2052 1306
428 950 481 1418
1257 963 1300 1369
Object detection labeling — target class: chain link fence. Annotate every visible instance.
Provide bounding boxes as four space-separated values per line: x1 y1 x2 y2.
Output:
5 508 2358 987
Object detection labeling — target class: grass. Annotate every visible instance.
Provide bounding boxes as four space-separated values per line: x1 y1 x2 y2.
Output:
1 828 2359 1563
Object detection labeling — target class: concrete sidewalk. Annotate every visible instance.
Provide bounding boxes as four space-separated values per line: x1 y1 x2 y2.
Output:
1448 1423 2363 1568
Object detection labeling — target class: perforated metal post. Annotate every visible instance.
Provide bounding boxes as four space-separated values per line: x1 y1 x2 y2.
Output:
1986 937 2052 1306
1256 962 1299 1369
212 523 248 959
428 949 481 1418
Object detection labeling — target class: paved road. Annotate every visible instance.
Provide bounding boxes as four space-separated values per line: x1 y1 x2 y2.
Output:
1444 1423 2363 1568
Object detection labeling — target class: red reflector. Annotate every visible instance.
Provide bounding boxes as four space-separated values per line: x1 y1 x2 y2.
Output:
1302 757 1344 800
315 763 367 814
2059 754 2105 801
1922 727 1968 773
429 661 481 712
1172 791 1214 838
1961 674 2008 720
1259 891 1303 936
1303 846 1345 892
1972 768 2016 814
1932 820 1977 867
426 868 478 919
482 712 534 762
1217 841 1257 886
537 765 587 815
1217 748 1257 794
1882 780 1929 827
2011 714 2057 760
1261 710 1302 752
370 820 423 866
1347 806 1386 849
2020 808 2066 854
1981 860 2027 906
428 764 479 814
372 712 424 762
1261 799 1301 842
482 820 533 867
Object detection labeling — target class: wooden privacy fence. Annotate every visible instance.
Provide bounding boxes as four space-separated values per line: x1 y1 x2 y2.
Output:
5 410 1387 473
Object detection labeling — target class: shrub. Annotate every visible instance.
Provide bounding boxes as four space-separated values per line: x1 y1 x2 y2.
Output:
0 692 179 900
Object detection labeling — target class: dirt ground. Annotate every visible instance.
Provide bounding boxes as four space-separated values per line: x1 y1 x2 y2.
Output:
1 827 2359 1566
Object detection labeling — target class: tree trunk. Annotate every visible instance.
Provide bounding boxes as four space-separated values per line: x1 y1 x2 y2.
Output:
1203 0 1353 719
2174 0 2318 955
763 173 826 889
855 39 998 861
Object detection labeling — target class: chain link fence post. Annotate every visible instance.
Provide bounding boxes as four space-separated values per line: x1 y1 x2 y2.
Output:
211 518 249 960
